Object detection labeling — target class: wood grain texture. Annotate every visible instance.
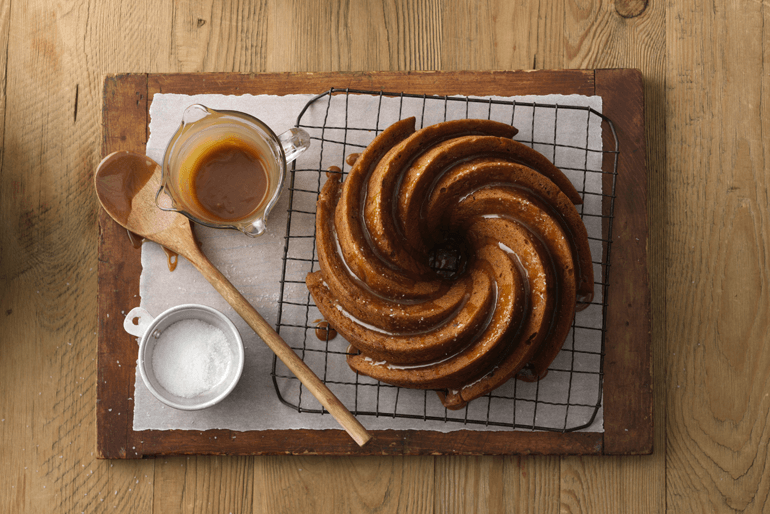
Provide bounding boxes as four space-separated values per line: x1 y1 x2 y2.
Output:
434 457 504 513
0 0 8 155
2 0 177 510
0 0 146 512
666 0 770 512
267 0 416 72
8 0 768 511
434 456 560 514
439 0 566 71
97 74 156 514
130 428 603 457
506 456 561 514
98 74 148 460
152 456 254 513
597 68 651 455
147 69 595 97
558 0 666 512
253 456 434 513
169 0 268 73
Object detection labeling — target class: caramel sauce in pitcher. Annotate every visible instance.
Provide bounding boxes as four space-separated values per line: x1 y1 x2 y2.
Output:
187 138 270 222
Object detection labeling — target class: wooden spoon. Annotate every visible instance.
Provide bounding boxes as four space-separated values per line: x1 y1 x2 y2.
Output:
95 151 371 447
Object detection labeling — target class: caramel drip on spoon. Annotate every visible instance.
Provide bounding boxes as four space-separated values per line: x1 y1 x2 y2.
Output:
97 153 180 273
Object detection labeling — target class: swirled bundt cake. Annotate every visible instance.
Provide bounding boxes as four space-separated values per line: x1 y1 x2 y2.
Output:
305 116 594 410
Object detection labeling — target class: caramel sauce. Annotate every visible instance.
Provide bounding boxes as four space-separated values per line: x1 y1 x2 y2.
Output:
345 153 360 166
190 139 269 222
314 320 338 341
95 152 156 226
96 154 180 273
575 291 594 311
126 227 179 272
163 247 179 272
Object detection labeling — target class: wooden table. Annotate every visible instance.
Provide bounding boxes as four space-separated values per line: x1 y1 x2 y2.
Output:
1 1 767 512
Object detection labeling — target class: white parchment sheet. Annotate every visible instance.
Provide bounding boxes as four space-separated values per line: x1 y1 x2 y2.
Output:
132 92 605 433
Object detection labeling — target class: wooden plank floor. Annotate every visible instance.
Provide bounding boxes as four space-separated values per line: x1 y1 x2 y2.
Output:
0 0 764 512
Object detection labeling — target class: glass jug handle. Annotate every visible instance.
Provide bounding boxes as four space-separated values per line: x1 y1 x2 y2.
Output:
277 127 311 164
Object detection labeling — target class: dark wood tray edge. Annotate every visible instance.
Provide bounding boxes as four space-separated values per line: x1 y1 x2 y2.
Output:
597 69 653 455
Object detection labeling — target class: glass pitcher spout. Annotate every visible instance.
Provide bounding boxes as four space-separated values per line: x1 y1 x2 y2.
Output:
182 104 212 125
241 218 266 237
155 184 180 213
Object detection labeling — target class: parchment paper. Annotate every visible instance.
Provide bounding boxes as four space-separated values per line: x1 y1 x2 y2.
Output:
133 92 605 433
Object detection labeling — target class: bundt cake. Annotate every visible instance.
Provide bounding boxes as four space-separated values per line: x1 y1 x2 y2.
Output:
305 116 594 410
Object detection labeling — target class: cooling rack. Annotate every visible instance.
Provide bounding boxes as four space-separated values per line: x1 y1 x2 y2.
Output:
272 88 618 432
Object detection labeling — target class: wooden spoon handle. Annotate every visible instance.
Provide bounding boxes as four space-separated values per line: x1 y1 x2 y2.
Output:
187 248 371 447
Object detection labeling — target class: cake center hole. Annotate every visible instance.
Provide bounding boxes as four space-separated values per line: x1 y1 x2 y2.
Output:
428 238 468 280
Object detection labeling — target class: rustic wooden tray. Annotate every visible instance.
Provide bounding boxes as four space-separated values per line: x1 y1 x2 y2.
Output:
97 70 651 458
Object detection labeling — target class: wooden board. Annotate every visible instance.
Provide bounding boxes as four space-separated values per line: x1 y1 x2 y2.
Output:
97 70 650 458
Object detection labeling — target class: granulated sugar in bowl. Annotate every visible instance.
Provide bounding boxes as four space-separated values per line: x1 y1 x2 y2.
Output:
124 304 245 410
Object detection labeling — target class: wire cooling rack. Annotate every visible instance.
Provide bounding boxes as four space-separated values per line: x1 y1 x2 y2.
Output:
272 88 619 432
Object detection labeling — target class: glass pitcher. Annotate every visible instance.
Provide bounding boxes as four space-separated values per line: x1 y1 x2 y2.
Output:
157 104 310 236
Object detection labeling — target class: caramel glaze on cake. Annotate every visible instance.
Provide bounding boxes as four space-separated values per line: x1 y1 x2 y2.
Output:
305 117 594 410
